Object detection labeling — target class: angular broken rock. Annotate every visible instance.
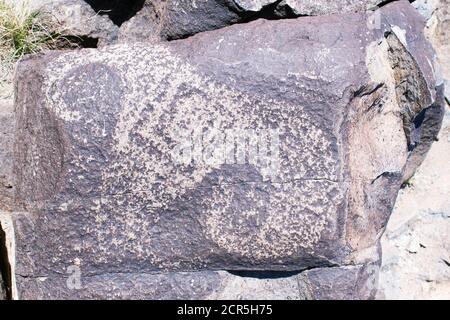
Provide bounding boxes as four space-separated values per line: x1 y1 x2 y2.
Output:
234 0 383 14
119 0 388 41
118 1 161 44
4 1 445 299
14 264 378 300
39 0 119 47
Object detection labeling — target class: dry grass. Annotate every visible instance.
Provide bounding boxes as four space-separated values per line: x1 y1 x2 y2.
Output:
0 1 73 99
0 1 63 62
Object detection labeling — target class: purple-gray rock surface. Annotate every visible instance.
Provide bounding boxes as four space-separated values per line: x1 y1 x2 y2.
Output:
118 0 389 41
0 0 445 299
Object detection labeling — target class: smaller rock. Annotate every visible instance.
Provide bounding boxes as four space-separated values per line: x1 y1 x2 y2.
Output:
118 2 160 43
211 271 300 300
40 0 119 47
118 0 389 41
273 0 381 16
298 264 379 300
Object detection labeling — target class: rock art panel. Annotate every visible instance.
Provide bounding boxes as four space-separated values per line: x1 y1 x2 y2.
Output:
5 1 444 299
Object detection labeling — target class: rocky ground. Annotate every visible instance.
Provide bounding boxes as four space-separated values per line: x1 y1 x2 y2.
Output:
378 0 450 300
378 107 450 299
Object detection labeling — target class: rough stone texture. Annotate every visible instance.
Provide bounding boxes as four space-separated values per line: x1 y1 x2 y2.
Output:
144 0 243 40
4 0 118 47
16 270 222 300
14 266 381 300
268 0 383 16
41 0 119 47
118 1 160 43
240 0 382 15
16 270 301 300
3 1 445 299
297 263 379 300
0 277 5 300
211 271 301 300
0 100 14 211
378 0 450 300
117 0 387 41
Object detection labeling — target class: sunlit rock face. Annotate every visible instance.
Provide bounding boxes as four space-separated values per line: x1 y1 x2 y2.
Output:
118 0 388 41
2 1 444 299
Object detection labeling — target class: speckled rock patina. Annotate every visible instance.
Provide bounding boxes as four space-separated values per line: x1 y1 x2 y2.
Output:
7 1 445 299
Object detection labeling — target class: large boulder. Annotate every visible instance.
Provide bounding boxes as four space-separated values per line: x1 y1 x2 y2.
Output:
3 1 445 299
